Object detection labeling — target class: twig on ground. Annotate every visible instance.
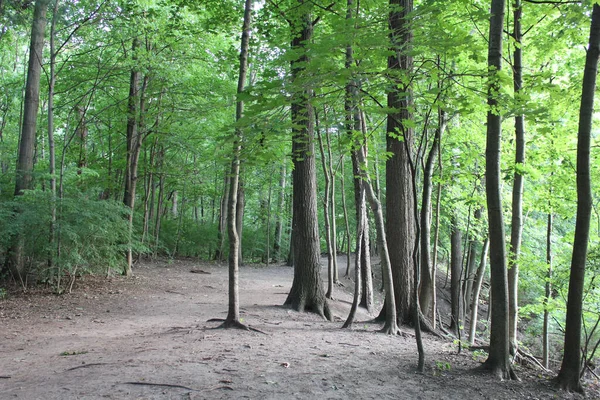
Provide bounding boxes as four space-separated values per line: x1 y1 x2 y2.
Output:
66 363 108 371
190 269 211 274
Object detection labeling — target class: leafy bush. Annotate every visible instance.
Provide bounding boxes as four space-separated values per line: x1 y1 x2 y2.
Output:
0 188 142 287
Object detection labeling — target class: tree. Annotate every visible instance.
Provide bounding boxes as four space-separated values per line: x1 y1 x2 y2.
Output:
482 0 517 380
3 0 50 279
384 0 416 325
556 3 600 393
508 0 525 357
220 0 252 330
284 0 331 320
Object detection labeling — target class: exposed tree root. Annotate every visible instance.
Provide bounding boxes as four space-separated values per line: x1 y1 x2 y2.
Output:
208 317 267 335
555 372 584 394
65 363 108 371
123 382 234 392
477 359 519 381
379 321 400 335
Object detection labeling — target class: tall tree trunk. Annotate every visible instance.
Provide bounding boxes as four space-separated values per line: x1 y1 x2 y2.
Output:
122 38 143 276
556 3 600 392
508 0 525 357
419 108 446 319
284 0 331 320
4 0 49 279
483 0 516 379
47 0 59 278
385 0 416 325
543 211 552 369
220 0 252 329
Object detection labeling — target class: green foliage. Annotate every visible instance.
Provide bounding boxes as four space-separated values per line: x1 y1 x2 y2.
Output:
0 189 138 285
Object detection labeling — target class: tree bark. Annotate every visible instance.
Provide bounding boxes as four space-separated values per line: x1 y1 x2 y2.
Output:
543 211 552 369
556 3 600 392
449 217 462 334
419 109 446 319
508 0 525 357
4 0 49 279
482 0 516 380
272 164 286 261
284 0 331 320
385 0 416 325
468 237 489 346
221 0 252 329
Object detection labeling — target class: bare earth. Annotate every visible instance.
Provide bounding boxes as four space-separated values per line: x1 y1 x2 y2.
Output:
0 258 590 399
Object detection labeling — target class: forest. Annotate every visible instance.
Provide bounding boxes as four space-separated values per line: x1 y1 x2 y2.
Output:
1 0 600 397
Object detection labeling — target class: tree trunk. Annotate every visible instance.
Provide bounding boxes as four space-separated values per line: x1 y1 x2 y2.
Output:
272 164 287 262
556 3 600 392
4 0 49 279
449 217 462 334
508 0 525 357
354 143 398 335
122 38 145 276
468 237 489 345
47 0 59 277
284 0 331 320
543 212 552 369
221 0 252 329
316 115 334 299
215 172 230 261
340 160 352 277
385 0 416 325
419 108 446 319
483 0 516 379
342 181 365 329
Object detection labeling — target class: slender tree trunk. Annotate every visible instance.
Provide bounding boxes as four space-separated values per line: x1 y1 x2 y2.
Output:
272 164 286 261
342 181 365 329
483 0 516 379
556 4 600 392
316 115 334 299
284 0 331 320
340 160 352 277
122 38 145 276
236 179 245 264
508 0 525 357
419 109 445 319
358 111 374 312
220 0 252 329
449 217 462 334
352 136 398 335
431 158 443 329
154 173 164 257
543 212 552 369
47 0 59 277
468 237 489 345
215 172 230 261
4 0 49 279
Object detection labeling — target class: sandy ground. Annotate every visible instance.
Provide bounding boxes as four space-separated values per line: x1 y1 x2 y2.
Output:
0 258 592 399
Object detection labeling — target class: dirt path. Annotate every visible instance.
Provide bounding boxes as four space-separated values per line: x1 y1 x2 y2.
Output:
0 259 585 399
